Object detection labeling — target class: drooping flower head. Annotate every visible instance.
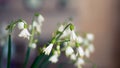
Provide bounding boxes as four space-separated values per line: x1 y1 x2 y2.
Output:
18 28 31 39
49 51 59 63
43 43 54 55
18 22 25 30
65 46 74 57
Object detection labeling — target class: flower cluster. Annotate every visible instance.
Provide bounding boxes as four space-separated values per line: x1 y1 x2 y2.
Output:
17 14 44 49
44 22 95 68
6 13 94 68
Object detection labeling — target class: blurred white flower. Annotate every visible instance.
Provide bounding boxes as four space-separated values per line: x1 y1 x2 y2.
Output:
76 36 83 44
38 14 44 23
87 44 95 53
75 58 85 68
65 46 74 56
30 43 37 49
49 54 58 63
18 22 24 30
70 30 77 42
70 53 76 61
43 43 53 55
33 21 42 33
18 28 31 39
49 51 59 63
77 46 84 57
84 44 94 58
84 49 90 58
60 28 71 38
58 25 64 32
86 33 94 41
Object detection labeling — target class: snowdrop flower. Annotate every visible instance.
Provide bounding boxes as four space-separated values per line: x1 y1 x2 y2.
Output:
75 58 85 68
70 53 76 61
49 54 58 63
38 14 44 23
43 43 53 55
18 28 31 39
87 44 95 53
84 49 90 58
70 30 77 42
65 46 74 56
58 25 64 32
60 29 70 38
18 22 24 30
86 33 94 41
49 51 59 63
76 36 83 44
33 21 42 33
30 43 37 49
77 46 84 57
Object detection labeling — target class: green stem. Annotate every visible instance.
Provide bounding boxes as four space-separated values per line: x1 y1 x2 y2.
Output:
39 56 51 68
23 47 31 68
23 23 35 68
7 34 11 68
56 23 71 40
0 47 3 68
31 53 44 68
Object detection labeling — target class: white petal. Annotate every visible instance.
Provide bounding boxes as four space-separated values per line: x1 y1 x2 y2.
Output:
30 43 37 49
75 58 85 65
77 46 84 57
60 28 71 38
70 30 77 41
76 36 83 43
49 54 58 63
18 22 24 30
18 29 30 39
38 15 44 23
88 44 95 53
86 33 94 41
70 54 76 61
43 44 53 55
65 46 74 56
33 21 42 33
85 49 90 58
58 25 64 32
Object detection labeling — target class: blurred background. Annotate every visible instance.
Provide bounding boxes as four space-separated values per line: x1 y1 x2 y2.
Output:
0 0 119 68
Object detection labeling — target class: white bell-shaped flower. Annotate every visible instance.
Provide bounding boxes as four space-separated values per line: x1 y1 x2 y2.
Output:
33 21 42 33
49 54 58 63
38 14 44 23
70 53 76 61
43 43 53 55
60 28 71 38
84 49 90 58
18 22 24 30
18 28 31 39
30 43 37 49
49 51 59 63
65 46 74 56
76 36 83 44
87 44 95 53
58 25 64 32
86 33 94 41
70 30 77 42
75 58 85 66
77 46 84 57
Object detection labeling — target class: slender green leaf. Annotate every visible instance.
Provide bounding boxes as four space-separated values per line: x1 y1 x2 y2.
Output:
7 35 11 68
